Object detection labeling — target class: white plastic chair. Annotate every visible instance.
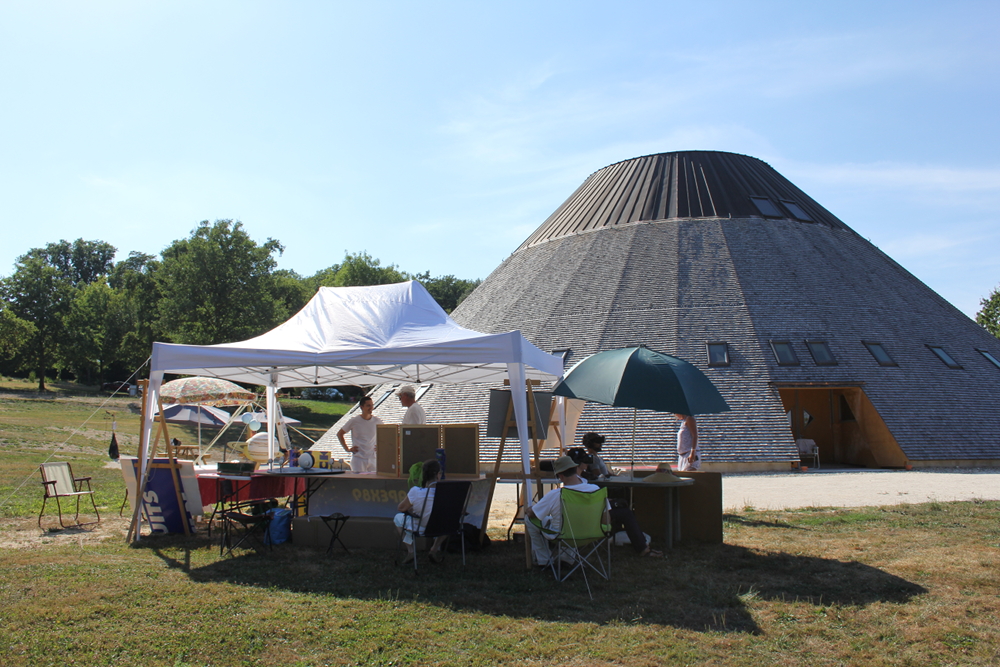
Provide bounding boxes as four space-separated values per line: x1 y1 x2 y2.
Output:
796 439 820 468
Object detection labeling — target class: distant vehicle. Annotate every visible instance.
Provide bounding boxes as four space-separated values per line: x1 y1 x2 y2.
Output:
102 381 132 393
300 387 344 401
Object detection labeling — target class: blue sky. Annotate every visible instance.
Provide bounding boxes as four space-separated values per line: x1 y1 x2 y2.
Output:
2 1 998 317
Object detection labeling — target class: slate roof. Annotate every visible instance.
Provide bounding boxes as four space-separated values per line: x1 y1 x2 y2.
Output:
318 151 1000 466
518 150 847 251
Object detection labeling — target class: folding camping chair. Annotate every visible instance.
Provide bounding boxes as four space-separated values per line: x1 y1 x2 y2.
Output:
38 462 101 529
220 501 273 557
537 487 613 600
398 480 472 573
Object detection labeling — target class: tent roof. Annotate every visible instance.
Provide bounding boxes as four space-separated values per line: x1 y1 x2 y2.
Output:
150 281 563 388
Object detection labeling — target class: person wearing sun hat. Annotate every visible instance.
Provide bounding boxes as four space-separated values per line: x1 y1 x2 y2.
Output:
524 455 599 567
564 447 663 559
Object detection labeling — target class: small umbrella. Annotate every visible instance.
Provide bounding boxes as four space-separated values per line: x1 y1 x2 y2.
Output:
553 346 730 470
154 403 233 450
159 376 255 407
155 404 232 427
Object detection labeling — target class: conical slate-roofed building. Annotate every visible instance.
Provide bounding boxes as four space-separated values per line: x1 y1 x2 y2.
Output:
322 151 1000 470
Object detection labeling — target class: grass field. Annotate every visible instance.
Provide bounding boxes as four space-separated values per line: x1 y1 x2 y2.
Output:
1 389 999 666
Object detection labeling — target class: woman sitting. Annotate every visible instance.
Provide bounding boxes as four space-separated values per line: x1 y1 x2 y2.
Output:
394 459 448 563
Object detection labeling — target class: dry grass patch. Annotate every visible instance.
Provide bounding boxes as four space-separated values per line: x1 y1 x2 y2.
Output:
2 392 999 665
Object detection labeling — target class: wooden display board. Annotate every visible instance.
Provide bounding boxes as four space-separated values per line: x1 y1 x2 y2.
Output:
400 425 440 473
441 423 479 476
374 423 481 477
376 425 400 475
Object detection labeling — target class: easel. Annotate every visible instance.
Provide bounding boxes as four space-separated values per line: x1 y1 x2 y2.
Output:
126 379 193 541
479 379 547 569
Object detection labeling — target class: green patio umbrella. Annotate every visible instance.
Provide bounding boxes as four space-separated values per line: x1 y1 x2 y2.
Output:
553 346 730 415
552 346 730 472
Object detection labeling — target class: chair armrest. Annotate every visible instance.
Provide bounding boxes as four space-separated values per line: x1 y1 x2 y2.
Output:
41 480 57 487
75 476 93 481
527 515 559 537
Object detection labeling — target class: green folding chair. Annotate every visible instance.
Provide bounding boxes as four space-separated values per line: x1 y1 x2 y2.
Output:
536 487 612 599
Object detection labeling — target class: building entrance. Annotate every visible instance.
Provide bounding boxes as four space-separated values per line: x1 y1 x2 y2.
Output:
777 385 908 468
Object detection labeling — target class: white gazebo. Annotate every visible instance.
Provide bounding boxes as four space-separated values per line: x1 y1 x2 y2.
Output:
136 280 564 539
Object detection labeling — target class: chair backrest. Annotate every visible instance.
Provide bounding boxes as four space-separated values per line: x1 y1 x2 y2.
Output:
795 439 817 456
422 480 472 538
559 487 609 541
40 462 75 496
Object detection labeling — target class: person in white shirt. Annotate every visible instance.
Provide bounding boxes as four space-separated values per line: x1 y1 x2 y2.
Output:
675 413 700 471
394 459 448 563
397 385 427 425
337 395 383 472
524 455 600 567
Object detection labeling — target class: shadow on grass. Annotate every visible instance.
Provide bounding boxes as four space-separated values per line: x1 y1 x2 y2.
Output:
141 534 926 634
722 513 805 529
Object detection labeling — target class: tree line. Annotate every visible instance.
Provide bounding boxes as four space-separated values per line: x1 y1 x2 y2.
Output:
0 220 480 391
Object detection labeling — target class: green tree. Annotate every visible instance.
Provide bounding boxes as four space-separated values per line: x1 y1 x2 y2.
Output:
331 251 406 287
0 306 36 372
110 252 162 376
414 273 482 313
1 239 118 389
302 264 341 295
977 285 1000 339
273 269 311 318
157 220 286 344
60 279 126 384
33 239 116 287
1 254 76 390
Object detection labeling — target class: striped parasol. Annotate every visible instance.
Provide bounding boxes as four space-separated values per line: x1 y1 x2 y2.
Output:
158 376 255 407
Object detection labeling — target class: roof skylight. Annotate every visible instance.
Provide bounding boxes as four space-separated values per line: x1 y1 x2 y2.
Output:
927 345 962 369
978 349 1000 369
863 341 898 367
769 340 800 366
707 342 731 367
750 196 782 217
805 340 837 365
781 200 813 222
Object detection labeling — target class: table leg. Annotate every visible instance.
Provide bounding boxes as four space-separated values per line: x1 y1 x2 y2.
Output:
673 487 682 544
663 487 682 549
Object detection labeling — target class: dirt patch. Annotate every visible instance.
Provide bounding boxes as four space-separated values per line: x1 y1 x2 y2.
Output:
0 515 131 550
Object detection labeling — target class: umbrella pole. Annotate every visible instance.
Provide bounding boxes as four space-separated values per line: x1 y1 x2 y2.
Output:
631 408 636 478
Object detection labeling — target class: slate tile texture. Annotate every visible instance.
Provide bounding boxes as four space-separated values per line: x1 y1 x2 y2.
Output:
317 151 1000 467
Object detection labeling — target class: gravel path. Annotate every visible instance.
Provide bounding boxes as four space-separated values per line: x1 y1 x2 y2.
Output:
488 468 1000 525
721 467 1000 511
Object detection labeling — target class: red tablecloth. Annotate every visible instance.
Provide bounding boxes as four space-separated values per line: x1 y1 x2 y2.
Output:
198 474 304 506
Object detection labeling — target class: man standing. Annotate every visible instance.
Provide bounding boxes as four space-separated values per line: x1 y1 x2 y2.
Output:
397 385 427 425
337 395 383 472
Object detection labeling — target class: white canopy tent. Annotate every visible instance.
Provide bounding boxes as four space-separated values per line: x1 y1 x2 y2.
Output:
138 281 564 539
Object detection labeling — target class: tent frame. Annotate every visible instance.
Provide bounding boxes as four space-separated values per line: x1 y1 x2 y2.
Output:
132 281 563 542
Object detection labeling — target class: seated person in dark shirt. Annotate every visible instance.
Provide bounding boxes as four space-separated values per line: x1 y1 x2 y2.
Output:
564 447 662 558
